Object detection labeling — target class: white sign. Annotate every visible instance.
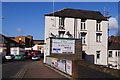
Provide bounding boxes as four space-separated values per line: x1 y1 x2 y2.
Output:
58 60 66 73
66 60 72 75
52 39 75 54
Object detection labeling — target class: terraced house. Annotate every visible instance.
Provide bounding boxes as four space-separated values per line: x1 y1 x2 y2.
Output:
44 8 109 66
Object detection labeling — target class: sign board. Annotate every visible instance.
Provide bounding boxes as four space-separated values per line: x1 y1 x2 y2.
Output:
51 58 59 68
58 60 66 73
66 60 72 75
52 39 75 54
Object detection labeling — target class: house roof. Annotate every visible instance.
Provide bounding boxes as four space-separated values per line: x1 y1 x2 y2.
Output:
108 42 120 50
0 34 19 47
33 40 44 45
45 8 107 20
109 35 120 43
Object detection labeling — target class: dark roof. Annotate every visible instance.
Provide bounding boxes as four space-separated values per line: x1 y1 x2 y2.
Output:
108 42 120 50
9 37 15 39
109 35 120 43
45 8 107 20
33 40 44 42
32 40 44 45
0 34 19 47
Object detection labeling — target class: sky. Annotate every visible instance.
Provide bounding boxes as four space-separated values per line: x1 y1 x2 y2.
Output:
2 2 119 40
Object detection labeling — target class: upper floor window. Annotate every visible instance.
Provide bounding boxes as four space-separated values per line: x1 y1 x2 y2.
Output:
118 51 120 57
96 22 101 32
116 51 117 57
59 17 65 27
81 36 86 44
81 32 87 44
81 22 86 30
96 33 102 42
109 51 112 57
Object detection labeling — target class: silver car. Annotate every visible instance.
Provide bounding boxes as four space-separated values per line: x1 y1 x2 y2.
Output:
32 55 40 61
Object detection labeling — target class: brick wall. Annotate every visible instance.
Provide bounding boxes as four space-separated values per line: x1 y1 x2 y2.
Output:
73 60 120 78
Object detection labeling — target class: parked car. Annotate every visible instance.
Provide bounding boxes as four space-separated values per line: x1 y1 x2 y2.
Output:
23 54 29 59
5 55 14 60
32 55 40 61
14 54 24 61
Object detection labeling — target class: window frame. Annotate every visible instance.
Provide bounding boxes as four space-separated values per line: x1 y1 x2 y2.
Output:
109 51 112 57
96 22 101 32
59 17 65 27
116 51 118 57
81 36 86 44
118 51 120 57
81 33 86 45
96 34 102 42
96 51 100 59
81 22 86 31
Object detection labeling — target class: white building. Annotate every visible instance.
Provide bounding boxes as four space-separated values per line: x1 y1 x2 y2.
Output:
32 44 44 53
44 8 108 65
108 42 120 69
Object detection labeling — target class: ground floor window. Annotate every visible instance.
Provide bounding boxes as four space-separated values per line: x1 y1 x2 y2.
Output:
96 51 100 59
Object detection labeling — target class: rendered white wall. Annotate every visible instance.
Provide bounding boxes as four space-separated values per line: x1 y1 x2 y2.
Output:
65 18 74 37
45 16 59 43
44 16 108 65
108 50 120 69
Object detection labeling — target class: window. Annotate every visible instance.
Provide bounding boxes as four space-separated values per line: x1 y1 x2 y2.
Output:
59 17 64 27
109 51 112 57
116 51 118 57
118 51 120 57
81 22 86 30
81 33 86 44
96 23 101 31
96 34 102 42
96 51 100 59
81 36 85 44
59 32 64 37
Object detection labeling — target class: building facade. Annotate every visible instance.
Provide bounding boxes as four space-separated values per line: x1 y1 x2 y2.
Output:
108 36 120 69
108 49 120 69
32 40 44 52
0 34 19 56
10 35 33 48
44 8 109 65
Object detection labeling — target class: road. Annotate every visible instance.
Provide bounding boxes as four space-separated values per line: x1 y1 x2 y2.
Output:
2 59 67 79
2 58 115 79
2 60 33 78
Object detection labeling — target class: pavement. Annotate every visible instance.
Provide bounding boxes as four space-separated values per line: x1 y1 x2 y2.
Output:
22 60 70 79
